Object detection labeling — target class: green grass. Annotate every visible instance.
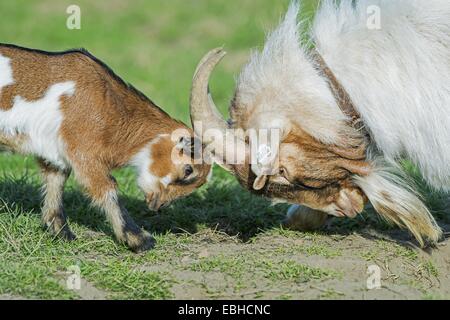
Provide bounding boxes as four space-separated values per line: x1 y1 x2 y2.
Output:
0 1 309 298
0 0 448 300
261 260 338 283
421 260 439 278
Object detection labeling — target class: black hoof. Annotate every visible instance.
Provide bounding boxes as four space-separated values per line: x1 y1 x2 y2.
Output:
59 227 77 241
44 224 77 241
127 232 156 253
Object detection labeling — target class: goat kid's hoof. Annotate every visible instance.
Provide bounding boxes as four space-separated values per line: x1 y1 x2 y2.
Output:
45 224 77 241
59 228 77 241
127 231 156 253
282 205 329 231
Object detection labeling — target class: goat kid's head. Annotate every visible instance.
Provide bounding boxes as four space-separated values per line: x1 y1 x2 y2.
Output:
132 131 211 212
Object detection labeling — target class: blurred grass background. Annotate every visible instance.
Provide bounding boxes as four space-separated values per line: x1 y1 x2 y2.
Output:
0 0 317 123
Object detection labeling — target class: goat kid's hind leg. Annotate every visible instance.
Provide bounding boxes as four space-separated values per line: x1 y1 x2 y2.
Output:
81 172 155 253
39 160 76 241
283 205 329 231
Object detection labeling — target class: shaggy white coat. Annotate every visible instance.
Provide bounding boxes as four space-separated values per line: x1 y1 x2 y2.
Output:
236 0 449 243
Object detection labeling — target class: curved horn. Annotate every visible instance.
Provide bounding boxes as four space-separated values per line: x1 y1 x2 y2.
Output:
190 48 228 142
190 48 249 170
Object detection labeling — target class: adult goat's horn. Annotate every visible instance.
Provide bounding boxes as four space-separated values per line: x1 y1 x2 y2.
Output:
190 48 228 140
190 48 247 167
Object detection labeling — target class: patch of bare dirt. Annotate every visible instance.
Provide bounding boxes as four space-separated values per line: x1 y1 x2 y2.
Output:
0 294 26 300
142 228 450 300
55 273 108 300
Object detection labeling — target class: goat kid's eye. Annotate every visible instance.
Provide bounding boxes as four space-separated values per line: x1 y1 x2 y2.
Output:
184 165 194 178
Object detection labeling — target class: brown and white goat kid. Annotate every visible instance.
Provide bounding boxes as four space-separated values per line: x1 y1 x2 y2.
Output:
190 0 449 246
0 44 211 252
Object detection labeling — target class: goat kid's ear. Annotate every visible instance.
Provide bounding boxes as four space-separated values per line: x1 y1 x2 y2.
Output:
176 136 192 151
176 136 202 159
253 174 268 190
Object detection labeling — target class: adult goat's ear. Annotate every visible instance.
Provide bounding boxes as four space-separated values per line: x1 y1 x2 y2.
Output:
248 126 283 190
250 150 278 190
253 175 268 190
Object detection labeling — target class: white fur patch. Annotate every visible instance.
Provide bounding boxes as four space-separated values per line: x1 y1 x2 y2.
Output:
0 55 14 91
129 144 158 192
160 174 172 188
238 1 450 191
354 161 442 245
312 0 450 190
0 74 75 168
236 2 348 145
129 135 170 193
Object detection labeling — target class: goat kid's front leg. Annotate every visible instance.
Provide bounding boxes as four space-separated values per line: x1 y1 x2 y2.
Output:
82 173 155 253
99 190 155 253
283 205 329 231
39 160 76 241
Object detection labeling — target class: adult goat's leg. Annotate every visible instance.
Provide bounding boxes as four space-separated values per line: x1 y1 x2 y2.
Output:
283 205 329 231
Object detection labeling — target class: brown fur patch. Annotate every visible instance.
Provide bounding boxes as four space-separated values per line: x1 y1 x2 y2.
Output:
0 44 188 169
150 136 174 178
229 124 369 214
0 46 72 110
0 44 211 251
0 133 29 152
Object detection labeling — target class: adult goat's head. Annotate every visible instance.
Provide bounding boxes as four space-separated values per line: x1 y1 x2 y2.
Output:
190 48 369 219
189 1 442 246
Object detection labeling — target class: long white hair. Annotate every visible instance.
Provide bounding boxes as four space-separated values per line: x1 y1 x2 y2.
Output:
236 0 449 244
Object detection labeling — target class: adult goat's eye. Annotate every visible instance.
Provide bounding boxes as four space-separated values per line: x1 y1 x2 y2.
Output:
278 167 292 184
184 165 194 178
279 167 288 178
